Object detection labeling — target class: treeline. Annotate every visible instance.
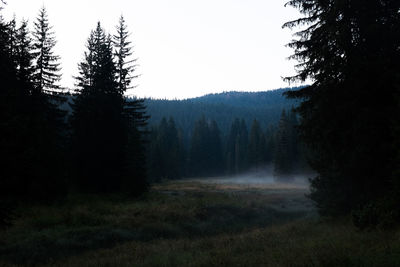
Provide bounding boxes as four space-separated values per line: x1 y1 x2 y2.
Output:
0 5 148 225
147 109 310 182
144 89 301 144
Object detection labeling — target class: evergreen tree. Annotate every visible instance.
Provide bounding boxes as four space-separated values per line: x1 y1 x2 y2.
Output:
27 9 66 199
114 16 148 192
274 110 292 180
0 11 20 225
189 116 223 177
284 0 400 223
264 125 276 164
16 20 34 88
32 6 61 93
189 116 209 176
208 120 224 175
72 23 124 192
6 16 18 69
248 119 266 171
1 10 65 202
113 15 137 93
287 108 298 163
147 125 162 181
124 96 149 193
226 118 248 174
147 117 184 181
72 21 148 194
226 118 241 174
237 119 249 172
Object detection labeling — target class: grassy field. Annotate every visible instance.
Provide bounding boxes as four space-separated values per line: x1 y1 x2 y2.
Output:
1 178 400 266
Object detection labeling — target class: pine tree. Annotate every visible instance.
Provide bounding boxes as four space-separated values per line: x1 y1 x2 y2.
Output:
32 6 61 93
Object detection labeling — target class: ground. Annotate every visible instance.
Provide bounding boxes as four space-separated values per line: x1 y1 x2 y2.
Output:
1 177 399 266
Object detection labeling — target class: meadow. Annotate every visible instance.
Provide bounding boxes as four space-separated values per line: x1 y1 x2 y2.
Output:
1 178 399 266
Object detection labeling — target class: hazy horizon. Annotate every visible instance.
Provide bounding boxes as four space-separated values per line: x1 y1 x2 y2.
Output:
2 0 304 99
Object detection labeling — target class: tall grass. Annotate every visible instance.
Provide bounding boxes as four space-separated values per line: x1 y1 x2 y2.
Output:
1 180 399 266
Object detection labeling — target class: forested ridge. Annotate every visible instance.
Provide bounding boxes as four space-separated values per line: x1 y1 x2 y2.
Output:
144 87 302 137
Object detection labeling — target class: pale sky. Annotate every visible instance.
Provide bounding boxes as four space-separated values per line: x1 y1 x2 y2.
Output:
2 0 302 99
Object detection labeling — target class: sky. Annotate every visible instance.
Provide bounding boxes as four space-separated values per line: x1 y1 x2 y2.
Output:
2 0 303 99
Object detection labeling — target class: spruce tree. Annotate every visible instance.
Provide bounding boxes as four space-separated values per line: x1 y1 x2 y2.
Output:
113 15 137 93
32 6 61 93
72 22 122 192
6 16 18 69
113 16 148 193
72 21 148 194
16 19 35 90
1 10 65 202
284 0 400 222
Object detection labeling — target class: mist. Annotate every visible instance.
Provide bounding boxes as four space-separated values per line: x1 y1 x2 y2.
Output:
195 165 312 189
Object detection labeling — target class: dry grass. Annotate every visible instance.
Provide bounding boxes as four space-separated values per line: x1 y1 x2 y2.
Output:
1 179 399 266
44 219 400 267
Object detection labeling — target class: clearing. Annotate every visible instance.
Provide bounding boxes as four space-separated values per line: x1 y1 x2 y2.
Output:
1 178 399 266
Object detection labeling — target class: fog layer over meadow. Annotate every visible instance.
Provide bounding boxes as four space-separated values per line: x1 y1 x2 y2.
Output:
196 165 312 188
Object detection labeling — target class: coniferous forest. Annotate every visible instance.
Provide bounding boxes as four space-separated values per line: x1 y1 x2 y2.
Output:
0 7 149 218
1 1 400 266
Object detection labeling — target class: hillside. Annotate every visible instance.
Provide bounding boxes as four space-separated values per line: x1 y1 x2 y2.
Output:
144 87 303 139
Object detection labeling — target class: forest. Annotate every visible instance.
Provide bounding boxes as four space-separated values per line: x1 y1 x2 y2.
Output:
1 0 400 266
146 100 311 181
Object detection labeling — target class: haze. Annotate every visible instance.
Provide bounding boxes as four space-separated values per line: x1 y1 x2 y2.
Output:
2 0 301 99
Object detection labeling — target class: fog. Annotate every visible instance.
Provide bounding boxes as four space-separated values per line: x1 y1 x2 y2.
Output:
195 166 313 189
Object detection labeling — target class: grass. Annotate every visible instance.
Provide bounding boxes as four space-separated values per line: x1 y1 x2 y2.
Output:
1 179 399 266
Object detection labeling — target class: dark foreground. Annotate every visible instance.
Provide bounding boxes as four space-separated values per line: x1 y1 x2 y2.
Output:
1 178 399 266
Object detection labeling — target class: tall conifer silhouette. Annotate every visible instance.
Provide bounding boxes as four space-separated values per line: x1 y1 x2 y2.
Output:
32 6 61 93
